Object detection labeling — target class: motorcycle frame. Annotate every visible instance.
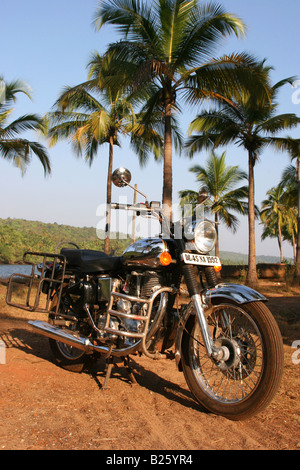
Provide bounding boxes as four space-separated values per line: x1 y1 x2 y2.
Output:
29 285 177 360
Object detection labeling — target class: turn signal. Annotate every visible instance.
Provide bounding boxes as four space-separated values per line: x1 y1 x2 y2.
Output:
160 252 172 266
214 264 222 273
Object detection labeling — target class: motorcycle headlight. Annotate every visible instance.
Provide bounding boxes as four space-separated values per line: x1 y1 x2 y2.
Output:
194 220 217 253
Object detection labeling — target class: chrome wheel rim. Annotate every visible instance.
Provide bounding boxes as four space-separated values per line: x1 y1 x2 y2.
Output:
190 304 264 404
56 341 85 360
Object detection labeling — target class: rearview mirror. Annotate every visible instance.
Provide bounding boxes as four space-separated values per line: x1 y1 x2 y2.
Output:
112 167 132 188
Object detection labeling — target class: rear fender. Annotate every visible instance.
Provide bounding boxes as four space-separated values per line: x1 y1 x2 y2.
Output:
175 283 267 370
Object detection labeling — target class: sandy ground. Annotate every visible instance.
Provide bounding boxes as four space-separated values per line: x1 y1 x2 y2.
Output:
0 282 299 451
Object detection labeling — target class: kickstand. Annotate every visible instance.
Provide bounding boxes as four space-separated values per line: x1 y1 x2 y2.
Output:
123 356 137 386
102 356 137 390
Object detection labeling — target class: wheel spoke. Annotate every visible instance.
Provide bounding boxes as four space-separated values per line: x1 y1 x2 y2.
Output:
190 304 264 404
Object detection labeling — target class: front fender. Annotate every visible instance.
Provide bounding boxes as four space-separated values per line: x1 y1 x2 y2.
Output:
205 283 267 305
174 283 267 370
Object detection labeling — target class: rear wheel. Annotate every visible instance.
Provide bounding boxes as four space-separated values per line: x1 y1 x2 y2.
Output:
48 292 96 373
49 338 94 373
181 301 284 420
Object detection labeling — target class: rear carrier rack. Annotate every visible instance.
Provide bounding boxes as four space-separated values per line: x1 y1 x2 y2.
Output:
6 251 66 314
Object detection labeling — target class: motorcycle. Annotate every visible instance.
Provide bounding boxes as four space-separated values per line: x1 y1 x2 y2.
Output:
6 167 284 421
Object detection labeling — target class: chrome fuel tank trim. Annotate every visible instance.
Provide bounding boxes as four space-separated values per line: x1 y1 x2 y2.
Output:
122 238 166 268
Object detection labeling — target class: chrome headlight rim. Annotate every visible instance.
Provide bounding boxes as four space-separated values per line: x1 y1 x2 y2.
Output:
194 220 217 254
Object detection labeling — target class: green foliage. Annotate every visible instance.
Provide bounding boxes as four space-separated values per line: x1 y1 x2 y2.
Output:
0 76 51 175
0 218 132 264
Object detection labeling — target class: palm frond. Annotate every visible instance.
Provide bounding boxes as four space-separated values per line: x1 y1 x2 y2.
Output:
256 114 300 134
0 139 51 176
2 114 46 139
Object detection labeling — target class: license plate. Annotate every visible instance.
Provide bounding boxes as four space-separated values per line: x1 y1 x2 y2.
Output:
182 253 221 267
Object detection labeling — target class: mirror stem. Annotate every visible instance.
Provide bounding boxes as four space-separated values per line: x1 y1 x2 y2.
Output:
122 178 148 201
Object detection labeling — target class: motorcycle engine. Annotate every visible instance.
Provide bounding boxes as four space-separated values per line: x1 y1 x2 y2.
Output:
97 271 163 346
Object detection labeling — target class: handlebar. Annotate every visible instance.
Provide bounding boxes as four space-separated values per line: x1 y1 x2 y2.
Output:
110 202 171 233
110 203 153 213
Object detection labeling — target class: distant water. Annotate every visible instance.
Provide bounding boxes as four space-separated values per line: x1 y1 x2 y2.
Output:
0 265 34 279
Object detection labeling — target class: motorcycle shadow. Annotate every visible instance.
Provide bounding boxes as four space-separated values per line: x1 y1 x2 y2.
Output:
0 323 54 363
1 323 205 413
89 355 204 413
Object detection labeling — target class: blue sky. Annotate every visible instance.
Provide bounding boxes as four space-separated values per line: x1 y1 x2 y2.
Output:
1 0 299 258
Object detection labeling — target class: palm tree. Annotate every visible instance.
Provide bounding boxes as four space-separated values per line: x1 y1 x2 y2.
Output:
279 142 300 280
93 0 269 222
260 185 286 263
186 74 300 287
0 77 50 175
280 164 297 260
46 78 137 254
179 151 248 257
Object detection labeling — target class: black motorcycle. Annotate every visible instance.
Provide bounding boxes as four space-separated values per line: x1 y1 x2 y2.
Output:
6 167 284 421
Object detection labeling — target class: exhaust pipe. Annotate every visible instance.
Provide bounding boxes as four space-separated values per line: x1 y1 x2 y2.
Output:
29 320 110 355
28 320 142 357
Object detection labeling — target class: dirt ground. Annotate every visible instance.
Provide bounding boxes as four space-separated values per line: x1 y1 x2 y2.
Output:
0 281 299 451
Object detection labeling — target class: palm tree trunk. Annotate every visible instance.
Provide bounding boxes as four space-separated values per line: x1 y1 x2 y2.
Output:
104 136 114 254
278 221 283 263
215 212 220 258
295 156 300 283
292 229 296 263
162 99 173 225
246 151 258 288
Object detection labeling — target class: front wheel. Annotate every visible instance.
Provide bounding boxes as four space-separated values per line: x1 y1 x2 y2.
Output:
181 301 284 421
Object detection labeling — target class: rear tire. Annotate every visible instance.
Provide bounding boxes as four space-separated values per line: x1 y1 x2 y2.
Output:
49 338 95 373
181 301 284 420
48 292 97 373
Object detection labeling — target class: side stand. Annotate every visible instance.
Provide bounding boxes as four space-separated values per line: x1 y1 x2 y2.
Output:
102 356 137 390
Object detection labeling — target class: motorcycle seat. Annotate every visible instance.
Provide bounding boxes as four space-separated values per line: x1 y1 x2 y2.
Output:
60 249 122 274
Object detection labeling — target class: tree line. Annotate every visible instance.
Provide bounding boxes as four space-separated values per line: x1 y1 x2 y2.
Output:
0 218 131 264
1 0 299 287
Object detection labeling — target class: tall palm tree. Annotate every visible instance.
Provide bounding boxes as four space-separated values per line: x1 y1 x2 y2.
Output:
260 185 286 263
179 151 248 257
278 140 300 281
0 77 50 175
186 74 300 287
93 0 269 222
280 164 297 261
46 79 137 254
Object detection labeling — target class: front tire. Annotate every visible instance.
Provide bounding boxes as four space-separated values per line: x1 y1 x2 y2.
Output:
181 301 284 420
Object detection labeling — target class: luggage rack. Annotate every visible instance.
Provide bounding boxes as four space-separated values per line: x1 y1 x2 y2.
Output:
6 251 66 314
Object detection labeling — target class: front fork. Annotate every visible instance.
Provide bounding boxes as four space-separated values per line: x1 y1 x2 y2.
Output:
182 265 229 362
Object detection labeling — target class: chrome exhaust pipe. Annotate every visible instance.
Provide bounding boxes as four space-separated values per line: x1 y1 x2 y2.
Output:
28 320 141 357
28 320 110 355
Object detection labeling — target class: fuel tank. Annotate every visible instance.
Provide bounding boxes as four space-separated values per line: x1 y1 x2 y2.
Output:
122 238 177 269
